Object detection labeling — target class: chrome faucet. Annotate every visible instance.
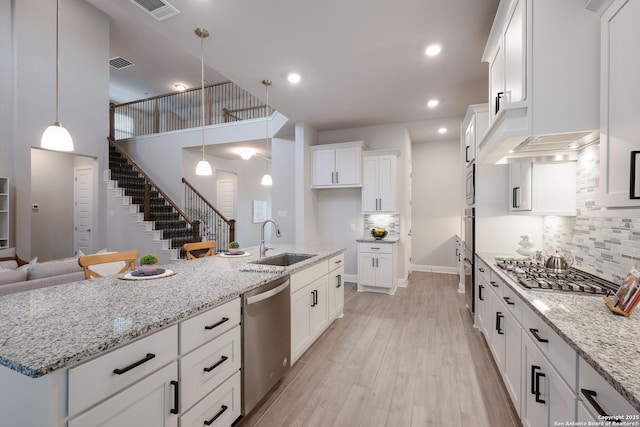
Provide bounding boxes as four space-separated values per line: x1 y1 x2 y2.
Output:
260 219 281 257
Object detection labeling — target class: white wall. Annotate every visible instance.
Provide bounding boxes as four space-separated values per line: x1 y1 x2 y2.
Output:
272 137 296 244
411 140 461 272
7 0 109 259
295 123 320 247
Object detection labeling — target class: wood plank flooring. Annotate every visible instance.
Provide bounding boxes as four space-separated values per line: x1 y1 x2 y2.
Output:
239 272 521 427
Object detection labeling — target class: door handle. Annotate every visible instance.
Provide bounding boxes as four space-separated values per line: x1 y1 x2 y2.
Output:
479 284 484 301
495 312 504 335
465 145 470 162
335 171 339 183
336 274 342 288
170 380 179 414
246 280 290 305
534 370 546 404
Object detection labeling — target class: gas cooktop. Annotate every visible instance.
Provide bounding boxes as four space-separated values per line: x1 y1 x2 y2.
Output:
495 258 618 296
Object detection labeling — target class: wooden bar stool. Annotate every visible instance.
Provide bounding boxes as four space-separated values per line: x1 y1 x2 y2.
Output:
78 250 139 279
183 241 217 260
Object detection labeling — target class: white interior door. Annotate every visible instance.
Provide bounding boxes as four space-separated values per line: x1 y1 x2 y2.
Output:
74 166 94 255
216 178 236 219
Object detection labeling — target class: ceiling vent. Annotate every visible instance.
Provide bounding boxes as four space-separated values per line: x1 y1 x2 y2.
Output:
129 0 180 21
109 56 135 70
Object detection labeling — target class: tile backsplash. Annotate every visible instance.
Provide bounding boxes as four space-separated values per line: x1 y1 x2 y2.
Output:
543 143 640 283
364 214 400 238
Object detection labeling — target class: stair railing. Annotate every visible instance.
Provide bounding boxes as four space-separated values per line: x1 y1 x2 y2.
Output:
182 178 236 252
109 139 201 244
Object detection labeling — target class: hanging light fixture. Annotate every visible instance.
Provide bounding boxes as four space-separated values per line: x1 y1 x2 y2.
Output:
41 0 73 152
261 79 273 186
195 28 212 176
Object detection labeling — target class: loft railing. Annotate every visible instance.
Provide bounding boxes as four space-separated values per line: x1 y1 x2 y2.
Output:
110 81 272 141
182 178 236 253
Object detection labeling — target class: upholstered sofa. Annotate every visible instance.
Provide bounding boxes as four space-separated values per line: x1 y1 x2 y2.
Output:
0 248 86 297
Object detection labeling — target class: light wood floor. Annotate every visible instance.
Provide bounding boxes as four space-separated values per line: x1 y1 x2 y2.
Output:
239 272 521 427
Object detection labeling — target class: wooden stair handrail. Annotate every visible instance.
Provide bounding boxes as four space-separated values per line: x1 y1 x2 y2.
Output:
182 177 232 223
109 139 200 241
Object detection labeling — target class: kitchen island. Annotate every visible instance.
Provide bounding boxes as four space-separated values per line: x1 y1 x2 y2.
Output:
477 253 640 419
0 245 344 426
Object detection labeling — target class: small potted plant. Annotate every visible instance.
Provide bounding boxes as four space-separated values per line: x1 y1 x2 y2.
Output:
228 241 241 255
139 253 159 274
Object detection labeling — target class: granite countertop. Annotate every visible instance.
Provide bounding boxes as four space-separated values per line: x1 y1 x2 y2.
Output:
477 253 640 413
356 237 400 243
0 245 344 378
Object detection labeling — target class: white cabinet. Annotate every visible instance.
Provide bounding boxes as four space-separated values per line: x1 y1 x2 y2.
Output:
328 253 345 321
291 275 328 364
509 162 532 211
179 371 241 427
479 0 600 164
509 162 576 215
68 362 179 427
357 241 397 294
578 355 638 422
600 0 640 208
462 104 489 167
362 151 398 213
311 141 363 188
0 177 8 248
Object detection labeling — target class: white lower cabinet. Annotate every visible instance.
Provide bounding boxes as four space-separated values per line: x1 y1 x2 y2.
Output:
357 241 397 294
179 371 241 427
291 255 345 365
291 275 329 364
68 362 178 427
503 306 521 415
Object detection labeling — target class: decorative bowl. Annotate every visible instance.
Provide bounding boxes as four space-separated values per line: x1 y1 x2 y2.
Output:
228 248 241 255
371 228 388 240
138 264 159 275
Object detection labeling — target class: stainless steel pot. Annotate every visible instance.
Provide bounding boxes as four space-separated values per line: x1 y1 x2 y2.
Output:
545 250 574 273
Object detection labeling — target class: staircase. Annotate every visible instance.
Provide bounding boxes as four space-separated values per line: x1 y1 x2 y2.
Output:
108 143 198 258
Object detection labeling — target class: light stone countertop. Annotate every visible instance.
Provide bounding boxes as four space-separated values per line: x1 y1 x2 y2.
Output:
0 245 344 378
477 253 640 413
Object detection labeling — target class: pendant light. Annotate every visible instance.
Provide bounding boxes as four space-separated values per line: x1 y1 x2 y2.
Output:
41 0 73 152
195 28 212 176
261 79 273 186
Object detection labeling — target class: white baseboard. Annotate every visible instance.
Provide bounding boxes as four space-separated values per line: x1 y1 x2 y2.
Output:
410 264 458 275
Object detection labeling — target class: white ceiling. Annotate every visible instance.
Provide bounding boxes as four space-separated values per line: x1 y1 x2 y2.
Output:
87 0 498 142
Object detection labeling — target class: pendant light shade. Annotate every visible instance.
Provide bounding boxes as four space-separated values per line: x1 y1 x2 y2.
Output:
42 0 73 152
195 27 212 176
261 79 272 186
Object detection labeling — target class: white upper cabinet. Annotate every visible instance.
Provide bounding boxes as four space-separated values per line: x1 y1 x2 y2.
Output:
462 104 489 166
479 0 600 164
311 141 363 188
509 162 577 215
600 0 640 208
509 162 532 211
362 151 398 213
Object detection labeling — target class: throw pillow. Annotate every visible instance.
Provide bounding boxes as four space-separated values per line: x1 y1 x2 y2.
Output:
0 267 28 286
17 257 38 272
0 248 17 269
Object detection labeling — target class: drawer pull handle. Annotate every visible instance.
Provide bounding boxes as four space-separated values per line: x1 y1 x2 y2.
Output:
529 328 548 343
490 280 498 287
334 259 343 264
170 380 179 414
113 353 155 375
203 355 229 373
371 247 380 250
581 389 620 422
204 317 230 330
204 405 229 425
503 296 515 305
479 268 485 273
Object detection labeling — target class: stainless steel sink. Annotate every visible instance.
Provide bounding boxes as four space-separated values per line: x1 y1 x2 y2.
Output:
251 253 315 266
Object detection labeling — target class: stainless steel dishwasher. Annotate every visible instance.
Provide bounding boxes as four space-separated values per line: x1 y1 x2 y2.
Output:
241 275 291 416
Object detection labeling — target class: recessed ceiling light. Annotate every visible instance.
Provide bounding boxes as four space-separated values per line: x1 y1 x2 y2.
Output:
287 73 301 84
425 44 442 57
427 99 439 108
437 127 447 134
174 84 186 91
568 144 579 149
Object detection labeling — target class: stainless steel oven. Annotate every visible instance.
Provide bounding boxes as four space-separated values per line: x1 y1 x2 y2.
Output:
464 207 475 312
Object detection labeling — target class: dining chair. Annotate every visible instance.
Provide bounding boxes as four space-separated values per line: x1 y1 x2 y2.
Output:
183 241 217 260
78 250 139 279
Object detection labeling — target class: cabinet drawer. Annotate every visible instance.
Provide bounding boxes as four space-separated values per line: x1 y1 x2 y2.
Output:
487 272 503 298
477 258 491 286
180 298 240 355
523 305 576 389
328 253 345 272
578 356 638 419
68 361 178 427
358 242 393 254
68 325 178 417
501 284 522 323
180 371 241 427
180 325 241 411
291 260 328 294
